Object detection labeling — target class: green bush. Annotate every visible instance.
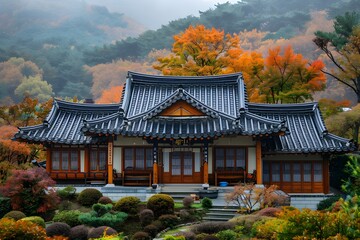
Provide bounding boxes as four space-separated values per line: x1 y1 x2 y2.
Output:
46 222 71 237
159 214 180 229
77 188 103 206
21 216 46 228
114 196 140 214
201 197 212 209
69 225 89 240
79 203 127 230
144 224 158 238
87 226 117 239
52 210 82 227
139 209 154 226
147 194 174 217
98 196 113 205
3 210 26 220
0 197 11 218
317 195 342 210
132 231 150 240
0 217 46 240
57 186 77 200
216 229 237 240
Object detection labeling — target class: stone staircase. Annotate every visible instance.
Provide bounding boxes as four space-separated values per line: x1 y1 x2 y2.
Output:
160 184 203 202
203 206 238 221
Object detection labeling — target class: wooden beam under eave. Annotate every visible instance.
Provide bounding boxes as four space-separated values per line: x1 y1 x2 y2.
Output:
256 140 262 184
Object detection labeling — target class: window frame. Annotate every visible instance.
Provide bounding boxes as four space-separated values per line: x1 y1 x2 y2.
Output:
89 147 108 172
123 147 153 171
51 148 80 172
214 147 247 171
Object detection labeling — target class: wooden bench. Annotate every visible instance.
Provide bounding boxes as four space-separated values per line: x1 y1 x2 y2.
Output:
86 172 107 184
215 168 246 186
122 170 152 186
50 172 87 184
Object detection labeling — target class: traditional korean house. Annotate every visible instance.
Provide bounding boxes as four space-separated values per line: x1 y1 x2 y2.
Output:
14 72 355 193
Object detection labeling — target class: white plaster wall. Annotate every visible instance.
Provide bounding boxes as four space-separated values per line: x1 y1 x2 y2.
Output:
80 150 85 172
248 147 256 173
114 136 151 146
263 154 323 161
113 147 122 172
213 136 255 146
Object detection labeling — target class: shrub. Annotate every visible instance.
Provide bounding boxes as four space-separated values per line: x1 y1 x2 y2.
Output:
21 216 46 228
132 231 150 240
139 209 154 227
114 196 140 214
192 222 235 234
77 188 103 207
143 224 158 238
216 229 237 240
152 219 167 231
57 186 77 200
183 196 194 209
98 196 113 205
69 225 89 240
0 217 46 240
46 222 71 237
87 226 117 239
159 214 179 229
3 210 26 220
0 168 59 216
255 207 281 217
251 217 285 239
317 195 342 210
176 231 196 240
201 197 212 209
164 236 185 240
53 210 82 227
203 235 219 240
79 204 127 230
147 194 174 217
0 197 11 218
229 215 270 234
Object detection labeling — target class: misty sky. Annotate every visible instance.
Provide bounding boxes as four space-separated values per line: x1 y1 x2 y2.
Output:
85 0 240 30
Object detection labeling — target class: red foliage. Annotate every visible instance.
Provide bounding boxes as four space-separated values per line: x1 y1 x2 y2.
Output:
0 167 59 215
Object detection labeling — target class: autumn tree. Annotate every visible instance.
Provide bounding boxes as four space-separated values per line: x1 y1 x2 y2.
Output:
85 60 155 99
325 104 360 144
154 25 243 76
14 75 53 102
250 46 326 103
314 12 360 103
96 86 123 103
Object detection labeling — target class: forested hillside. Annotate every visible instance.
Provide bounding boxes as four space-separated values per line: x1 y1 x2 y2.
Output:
0 0 359 103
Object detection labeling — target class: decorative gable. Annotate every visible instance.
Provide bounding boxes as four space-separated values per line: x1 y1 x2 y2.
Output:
159 100 205 117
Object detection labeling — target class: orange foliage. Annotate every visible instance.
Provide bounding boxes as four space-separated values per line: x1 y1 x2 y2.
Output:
96 85 123 104
0 125 32 163
85 60 156 99
251 45 326 103
154 25 244 76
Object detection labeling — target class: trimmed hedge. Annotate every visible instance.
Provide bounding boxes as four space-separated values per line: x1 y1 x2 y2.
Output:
114 196 140 214
21 216 46 228
3 210 26 220
147 194 174 217
46 222 71 237
77 188 103 206
52 210 82 227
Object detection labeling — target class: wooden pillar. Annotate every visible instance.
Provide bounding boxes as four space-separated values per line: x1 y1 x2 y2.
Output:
46 148 51 173
323 156 330 194
256 140 262 184
84 147 89 173
203 142 209 184
107 141 114 184
153 142 158 184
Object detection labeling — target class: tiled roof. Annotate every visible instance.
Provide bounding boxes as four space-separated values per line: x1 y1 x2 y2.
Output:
14 99 120 144
13 72 355 154
122 72 247 118
248 103 355 153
